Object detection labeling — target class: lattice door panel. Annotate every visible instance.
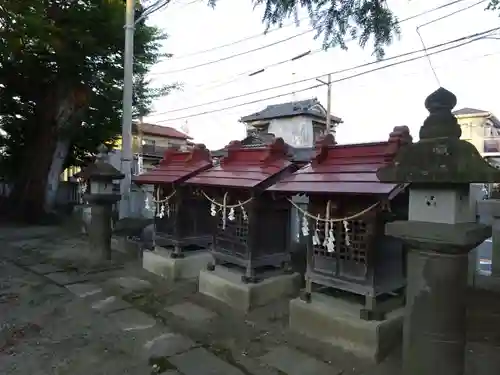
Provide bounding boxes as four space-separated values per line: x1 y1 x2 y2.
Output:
215 209 248 255
181 197 212 237
155 202 178 235
311 203 375 280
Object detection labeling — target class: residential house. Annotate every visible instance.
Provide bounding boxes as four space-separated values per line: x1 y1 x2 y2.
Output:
62 122 192 181
129 122 193 172
239 98 342 148
453 107 500 198
453 107 500 155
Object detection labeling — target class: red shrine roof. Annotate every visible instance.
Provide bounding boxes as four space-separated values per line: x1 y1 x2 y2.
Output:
186 138 294 189
267 126 412 195
133 144 212 185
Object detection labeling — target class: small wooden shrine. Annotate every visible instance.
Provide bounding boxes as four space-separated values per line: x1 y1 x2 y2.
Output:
186 137 298 283
267 128 412 320
133 144 213 258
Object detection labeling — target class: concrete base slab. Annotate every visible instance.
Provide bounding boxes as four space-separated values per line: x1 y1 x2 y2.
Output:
198 267 300 312
110 309 157 332
259 346 342 375
165 302 217 323
143 332 197 358
28 263 63 275
289 292 403 363
143 247 213 282
65 283 102 298
170 347 245 375
112 236 143 263
45 271 90 285
90 295 131 314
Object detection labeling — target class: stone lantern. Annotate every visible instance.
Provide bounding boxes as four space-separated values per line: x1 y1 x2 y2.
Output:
79 144 124 261
377 88 500 375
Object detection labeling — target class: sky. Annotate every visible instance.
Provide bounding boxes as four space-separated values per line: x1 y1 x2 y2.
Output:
143 0 500 150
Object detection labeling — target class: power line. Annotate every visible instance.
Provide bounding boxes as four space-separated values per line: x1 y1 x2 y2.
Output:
418 0 487 28
398 0 468 23
151 29 314 75
138 0 198 24
416 0 488 88
139 0 170 22
170 17 309 60
172 50 314 97
166 0 468 62
150 27 497 117
345 49 500 91
153 28 498 123
155 0 472 90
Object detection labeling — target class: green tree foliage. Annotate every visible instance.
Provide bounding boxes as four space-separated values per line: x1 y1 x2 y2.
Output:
0 0 177 219
207 0 498 59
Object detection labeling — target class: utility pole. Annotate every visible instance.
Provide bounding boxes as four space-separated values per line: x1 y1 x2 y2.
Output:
119 0 135 219
316 73 333 136
325 73 332 135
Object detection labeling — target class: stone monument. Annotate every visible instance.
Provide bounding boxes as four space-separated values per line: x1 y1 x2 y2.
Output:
377 87 500 375
79 144 124 261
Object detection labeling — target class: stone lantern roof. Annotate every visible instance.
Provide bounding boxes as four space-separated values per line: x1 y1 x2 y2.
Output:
377 87 500 184
78 144 124 182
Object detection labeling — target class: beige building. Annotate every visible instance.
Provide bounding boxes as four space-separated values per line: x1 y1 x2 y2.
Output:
123 122 193 172
62 122 192 181
453 107 500 155
240 98 342 148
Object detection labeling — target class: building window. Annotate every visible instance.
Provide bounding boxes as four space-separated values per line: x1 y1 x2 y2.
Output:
143 139 155 147
312 121 327 142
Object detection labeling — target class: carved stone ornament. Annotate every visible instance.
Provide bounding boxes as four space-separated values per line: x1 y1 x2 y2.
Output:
377 87 500 184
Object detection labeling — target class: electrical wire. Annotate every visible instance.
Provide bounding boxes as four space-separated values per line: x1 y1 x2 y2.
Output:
342 49 500 91
152 28 498 123
173 50 314 96
151 29 315 75
138 0 199 23
418 0 487 29
152 0 473 97
165 0 469 62
171 17 310 60
415 0 488 88
150 27 498 117
140 0 170 20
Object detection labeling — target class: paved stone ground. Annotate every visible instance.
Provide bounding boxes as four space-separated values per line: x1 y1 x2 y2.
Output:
1 225 500 375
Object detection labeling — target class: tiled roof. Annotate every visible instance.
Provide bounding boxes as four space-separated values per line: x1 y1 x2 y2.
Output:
133 122 193 140
267 127 412 195
452 108 500 128
240 98 342 123
452 107 490 116
186 138 295 189
133 144 212 185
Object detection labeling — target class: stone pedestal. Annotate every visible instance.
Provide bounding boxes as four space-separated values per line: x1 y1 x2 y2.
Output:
289 293 403 362
88 204 113 260
199 266 300 312
143 246 213 282
479 200 500 277
386 221 491 375
111 236 143 264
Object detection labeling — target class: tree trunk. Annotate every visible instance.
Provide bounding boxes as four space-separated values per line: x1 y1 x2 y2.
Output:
44 138 71 213
9 123 58 222
9 84 88 222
